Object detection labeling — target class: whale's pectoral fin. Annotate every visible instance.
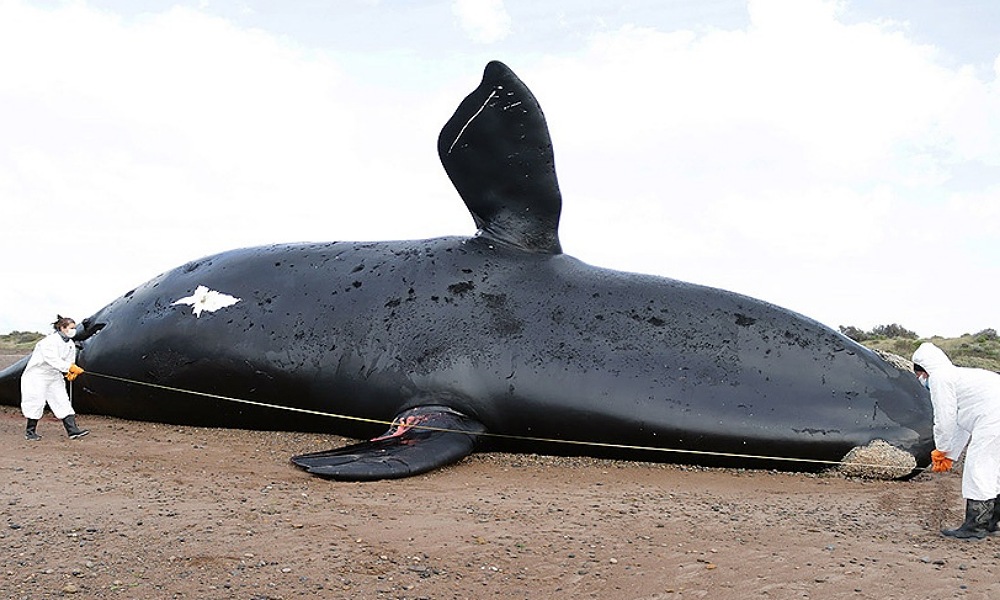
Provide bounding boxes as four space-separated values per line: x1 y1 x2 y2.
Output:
290 406 485 481
438 61 563 255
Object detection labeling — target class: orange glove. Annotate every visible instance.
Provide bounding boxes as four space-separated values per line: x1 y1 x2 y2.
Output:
931 449 953 473
66 364 84 382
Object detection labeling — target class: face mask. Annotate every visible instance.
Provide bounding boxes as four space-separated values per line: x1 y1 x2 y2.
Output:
918 374 930 390
63 328 76 339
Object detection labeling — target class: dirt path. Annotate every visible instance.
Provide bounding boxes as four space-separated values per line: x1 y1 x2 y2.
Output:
2 398 999 600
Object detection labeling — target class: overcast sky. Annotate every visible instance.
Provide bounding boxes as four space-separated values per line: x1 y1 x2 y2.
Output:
1 0 997 338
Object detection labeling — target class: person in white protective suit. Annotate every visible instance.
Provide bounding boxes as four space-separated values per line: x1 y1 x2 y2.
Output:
20 315 89 441
912 342 1000 539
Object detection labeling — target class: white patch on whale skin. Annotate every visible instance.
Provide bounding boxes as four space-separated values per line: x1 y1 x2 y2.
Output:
172 285 241 317
447 88 499 154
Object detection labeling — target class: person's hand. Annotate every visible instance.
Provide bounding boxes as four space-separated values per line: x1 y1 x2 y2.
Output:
66 364 84 382
931 449 953 473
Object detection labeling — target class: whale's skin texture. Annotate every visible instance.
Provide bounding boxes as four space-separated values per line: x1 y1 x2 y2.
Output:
1 234 932 472
0 60 934 478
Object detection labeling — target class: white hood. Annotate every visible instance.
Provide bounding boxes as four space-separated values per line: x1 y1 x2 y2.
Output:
912 342 954 375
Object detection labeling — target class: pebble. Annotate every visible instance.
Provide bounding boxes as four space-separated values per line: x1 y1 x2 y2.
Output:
838 440 916 479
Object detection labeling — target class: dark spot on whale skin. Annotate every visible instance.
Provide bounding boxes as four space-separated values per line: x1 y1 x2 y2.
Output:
183 259 208 273
448 281 475 295
479 292 523 336
479 293 506 308
792 428 842 435
735 314 757 327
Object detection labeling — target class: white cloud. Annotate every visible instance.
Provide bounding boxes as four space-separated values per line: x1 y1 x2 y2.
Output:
527 0 1000 336
451 0 512 44
534 5 967 181
0 5 355 211
710 186 896 259
0 2 458 333
0 0 996 339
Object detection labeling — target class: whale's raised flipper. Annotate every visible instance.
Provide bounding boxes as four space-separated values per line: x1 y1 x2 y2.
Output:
290 406 485 481
438 61 562 255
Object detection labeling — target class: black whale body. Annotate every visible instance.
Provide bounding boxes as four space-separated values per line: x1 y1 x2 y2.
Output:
0 61 933 480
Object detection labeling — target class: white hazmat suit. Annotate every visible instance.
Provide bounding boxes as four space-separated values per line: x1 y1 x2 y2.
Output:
912 342 1000 501
20 331 77 420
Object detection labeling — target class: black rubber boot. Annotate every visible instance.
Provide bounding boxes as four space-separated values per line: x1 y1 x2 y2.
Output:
988 495 1000 534
25 419 41 441
62 415 90 440
942 499 993 539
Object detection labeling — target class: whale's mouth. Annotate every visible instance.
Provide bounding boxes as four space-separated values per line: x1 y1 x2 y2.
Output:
837 439 917 479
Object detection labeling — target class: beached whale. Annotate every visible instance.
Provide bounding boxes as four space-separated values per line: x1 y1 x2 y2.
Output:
0 61 933 480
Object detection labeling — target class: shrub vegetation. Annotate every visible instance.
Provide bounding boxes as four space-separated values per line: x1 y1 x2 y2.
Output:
0 331 44 353
839 324 1000 373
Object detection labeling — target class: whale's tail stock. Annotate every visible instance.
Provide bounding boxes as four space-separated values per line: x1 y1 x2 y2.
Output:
0 356 27 407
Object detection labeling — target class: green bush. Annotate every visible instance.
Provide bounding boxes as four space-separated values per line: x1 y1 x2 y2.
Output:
0 331 43 352
974 328 998 343
870 323 918 339
839 323 917 342
859 332 1000 373
838 325 869 342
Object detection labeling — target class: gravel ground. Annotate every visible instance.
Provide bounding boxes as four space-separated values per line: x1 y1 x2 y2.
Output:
2 355 1000 599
